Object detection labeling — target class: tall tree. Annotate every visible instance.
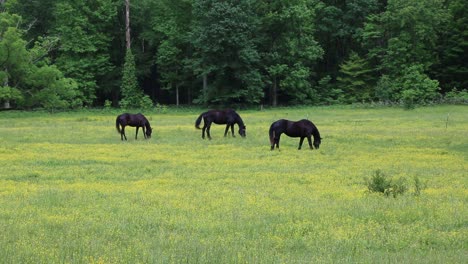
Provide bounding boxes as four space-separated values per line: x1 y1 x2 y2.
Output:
336 52 374 102
430 0 468 92
120 0 145 108
0 11 81 110
52 0 118 106
147 0 193 106
191 0 263 105
363 0 448 75
257 0 323 105
362 0 448 102
315 0 380 73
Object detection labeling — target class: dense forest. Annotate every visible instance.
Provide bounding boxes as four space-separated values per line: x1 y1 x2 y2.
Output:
0 0 466 110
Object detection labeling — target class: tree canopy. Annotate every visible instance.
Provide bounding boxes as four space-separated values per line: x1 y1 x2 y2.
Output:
0 0 465 109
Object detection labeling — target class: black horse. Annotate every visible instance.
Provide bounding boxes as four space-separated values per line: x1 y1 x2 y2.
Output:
269 119 321 150
116 113 152 141
195 109 246 139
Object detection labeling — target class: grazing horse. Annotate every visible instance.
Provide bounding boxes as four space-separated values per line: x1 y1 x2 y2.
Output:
195 109 246 139
269 119 321 150
116 113 152 141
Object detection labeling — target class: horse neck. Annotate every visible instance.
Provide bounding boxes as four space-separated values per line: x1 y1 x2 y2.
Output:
311 126 320 140
234 114 244 127
144 120 151 130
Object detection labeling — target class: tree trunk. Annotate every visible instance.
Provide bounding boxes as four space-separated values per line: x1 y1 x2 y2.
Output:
175 83 179 107
272 77 278 107
187 81 192 104
125 0 131 49
202 74 207 104
3 68 10 109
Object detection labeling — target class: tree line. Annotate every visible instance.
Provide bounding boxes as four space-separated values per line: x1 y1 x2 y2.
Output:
0 0 466 110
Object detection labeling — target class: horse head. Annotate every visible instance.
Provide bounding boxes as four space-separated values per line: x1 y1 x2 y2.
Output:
238 125 246 138
313 137 322 149
146 127 152 138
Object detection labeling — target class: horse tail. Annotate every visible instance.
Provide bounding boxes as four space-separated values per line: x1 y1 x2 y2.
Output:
116 117 121 133
269 125 275 145
195 113 204 129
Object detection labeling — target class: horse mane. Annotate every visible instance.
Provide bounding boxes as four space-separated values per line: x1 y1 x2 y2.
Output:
233 111 245 127
310 122 321 140
145 120 152 130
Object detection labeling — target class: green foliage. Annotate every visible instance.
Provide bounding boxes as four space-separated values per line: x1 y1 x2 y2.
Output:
363 0 449 76
258 0 323 104
27 65 82 110
52 0 117 106
150 0 192 105
139 95 154 111
365 170 392 194
365 170 408 198
443 89 468 104
430 0 468 92
316 75 343 104
0 86 22 102
375 75 396 102
337 52 375 103
155 103 168 114
398 65 440 109
314 0 380 99
0 11 82 110
120 49 145 109
192 0 264 105
413 176 427 196
2 0 466 107
103 99 112 110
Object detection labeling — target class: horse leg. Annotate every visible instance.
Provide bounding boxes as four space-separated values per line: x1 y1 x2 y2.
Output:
224 125 229 137
202 124 207 139
135 127 139 140
271 138 279 150
119 124 124 141
142 126 146 139
298 137 305 150
231 124 235 137
307 135 313 149
122 126 127 141
207 124 212 140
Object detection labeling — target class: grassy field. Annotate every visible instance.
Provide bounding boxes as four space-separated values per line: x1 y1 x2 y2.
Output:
0 105 466 263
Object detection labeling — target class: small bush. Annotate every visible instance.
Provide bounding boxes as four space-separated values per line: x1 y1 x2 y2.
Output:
104 100 112 110
140 95 154 111
155 103 168 114
365 170 392 193
413 176 427 196
443 89 468 104
365 170 408 198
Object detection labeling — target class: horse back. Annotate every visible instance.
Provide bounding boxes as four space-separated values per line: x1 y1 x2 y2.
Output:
204 109 236 124
285 119 314 137
117 113 148 127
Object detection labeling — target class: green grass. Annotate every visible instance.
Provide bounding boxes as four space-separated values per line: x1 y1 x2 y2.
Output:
0 105 466 263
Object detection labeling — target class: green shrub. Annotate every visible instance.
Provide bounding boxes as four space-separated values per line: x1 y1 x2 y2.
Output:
413 176 427 196
155 103 168 114
365 170 408 198
140 95 154 111
398 65 440 109
104 100 112 110
365 170 392 193
444 89 468 104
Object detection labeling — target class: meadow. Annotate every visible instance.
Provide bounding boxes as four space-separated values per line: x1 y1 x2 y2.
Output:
0 105 466 263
